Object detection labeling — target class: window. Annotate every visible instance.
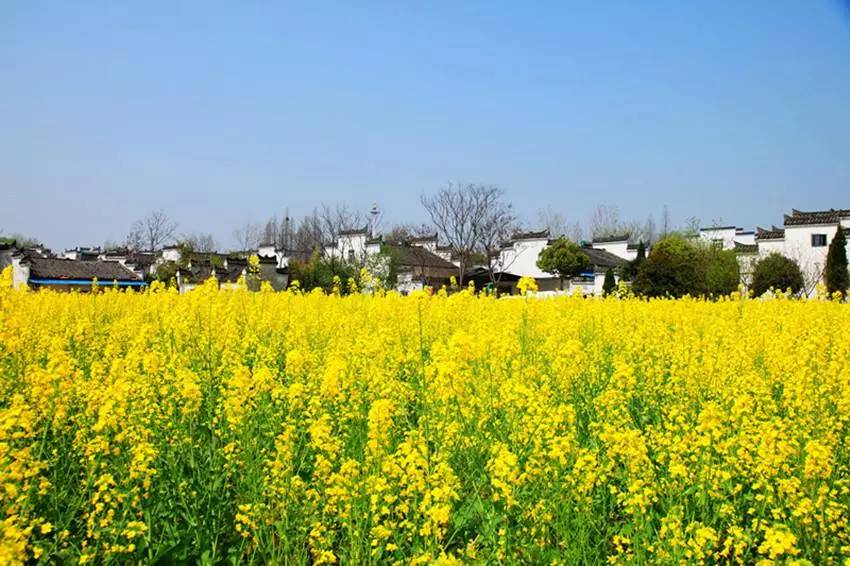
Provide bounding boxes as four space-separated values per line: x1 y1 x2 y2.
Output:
811 234 827 247
347 249 355 262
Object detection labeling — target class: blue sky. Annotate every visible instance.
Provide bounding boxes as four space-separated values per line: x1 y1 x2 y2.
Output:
2 1 850 249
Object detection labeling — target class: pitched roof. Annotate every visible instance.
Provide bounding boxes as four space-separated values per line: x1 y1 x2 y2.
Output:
410 233 438 242
385 244 457 270
592 233 630 243
25 257 142 281
734 242 759 254
339 225 369 236
512 229 550 240
582 247 627 268
756 226 785 240
784 208 850 226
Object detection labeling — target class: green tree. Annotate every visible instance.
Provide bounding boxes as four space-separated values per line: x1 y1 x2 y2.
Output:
703 246 740 296
825 228 849 298
289 251 357 294
602 268 616 296
622 241 646 281
632 235 702 298
536 237 590 290
750 253 804 297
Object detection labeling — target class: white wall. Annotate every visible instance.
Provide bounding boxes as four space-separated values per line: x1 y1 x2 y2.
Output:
699 227 738 250
325 233 372 264
500 237 551 278
11 258 30 289
593 240 636 261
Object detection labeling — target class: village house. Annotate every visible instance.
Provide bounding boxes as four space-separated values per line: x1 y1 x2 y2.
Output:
384 243 457 294
754 209 850 295
497 229 628 295
322 226 382 264
11 255 146 291
590 234 641 261
698 226 756 250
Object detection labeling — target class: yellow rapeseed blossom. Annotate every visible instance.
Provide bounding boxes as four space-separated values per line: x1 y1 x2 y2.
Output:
0 281 848 562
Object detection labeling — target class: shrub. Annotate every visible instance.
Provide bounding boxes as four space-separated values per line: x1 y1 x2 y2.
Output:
703 246 740 296
750 253 804 297
825 229 849 298
632 235 702 298
536 237 589 290
602 268 616 296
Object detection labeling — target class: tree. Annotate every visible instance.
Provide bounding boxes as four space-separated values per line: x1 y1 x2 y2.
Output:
621 241 646 281
632 235 702 298
232 222 261 252
0 232 40 248
602 268 616 296
421 183 503 285
750 253 804 297
536 209 582 241
702 245 740 296
180 232 218 253
589 204 624 239
126 210 177 251
536 237 589 290
475 187 519 285
660 205 672 238
825 228 849 298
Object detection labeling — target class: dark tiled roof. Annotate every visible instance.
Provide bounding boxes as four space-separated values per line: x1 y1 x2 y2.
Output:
734 242 759 254
784 208 850 226
339 225 369 236
410 233 438 242
26 257 141 281
366 237 383 245
512 229 550 240
126 253 156 267
592 233 630 243
385 244 457 270
699 226 736 231
756 226 785 240
583 247 627 268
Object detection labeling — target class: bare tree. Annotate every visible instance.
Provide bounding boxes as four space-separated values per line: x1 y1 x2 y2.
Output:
536 208 582 241
660 205 672 238
589 204 624 239
477 188 519 284
421 183 510 285
181 232 218 253
262 216 280 247
232 222 262 252
317 203 365 264
126 210 178 251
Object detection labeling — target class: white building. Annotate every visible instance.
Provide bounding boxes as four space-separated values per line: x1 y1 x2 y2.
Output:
591 234 640 261
749 209 850 295
498 230 559 289
323 226 382 264
698 226 755 250
497 229 627 294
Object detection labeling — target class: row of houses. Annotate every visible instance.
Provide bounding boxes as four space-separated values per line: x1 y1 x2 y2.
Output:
2 243 289 293
318 225 629 295
3 206 847 295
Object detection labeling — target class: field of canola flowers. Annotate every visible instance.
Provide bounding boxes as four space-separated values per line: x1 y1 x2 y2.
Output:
1 274 849 565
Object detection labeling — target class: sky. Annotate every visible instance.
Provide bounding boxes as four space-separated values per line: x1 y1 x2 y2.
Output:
2 1 850 250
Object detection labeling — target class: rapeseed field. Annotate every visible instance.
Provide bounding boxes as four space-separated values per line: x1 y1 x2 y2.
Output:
1 272 848 564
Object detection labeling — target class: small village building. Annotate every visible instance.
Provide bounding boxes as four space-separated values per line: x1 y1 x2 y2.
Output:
383 243 457 294
323 226 382 264
11 256 146 291
698 226 756 250
590 234 640 261
498 230 561 290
